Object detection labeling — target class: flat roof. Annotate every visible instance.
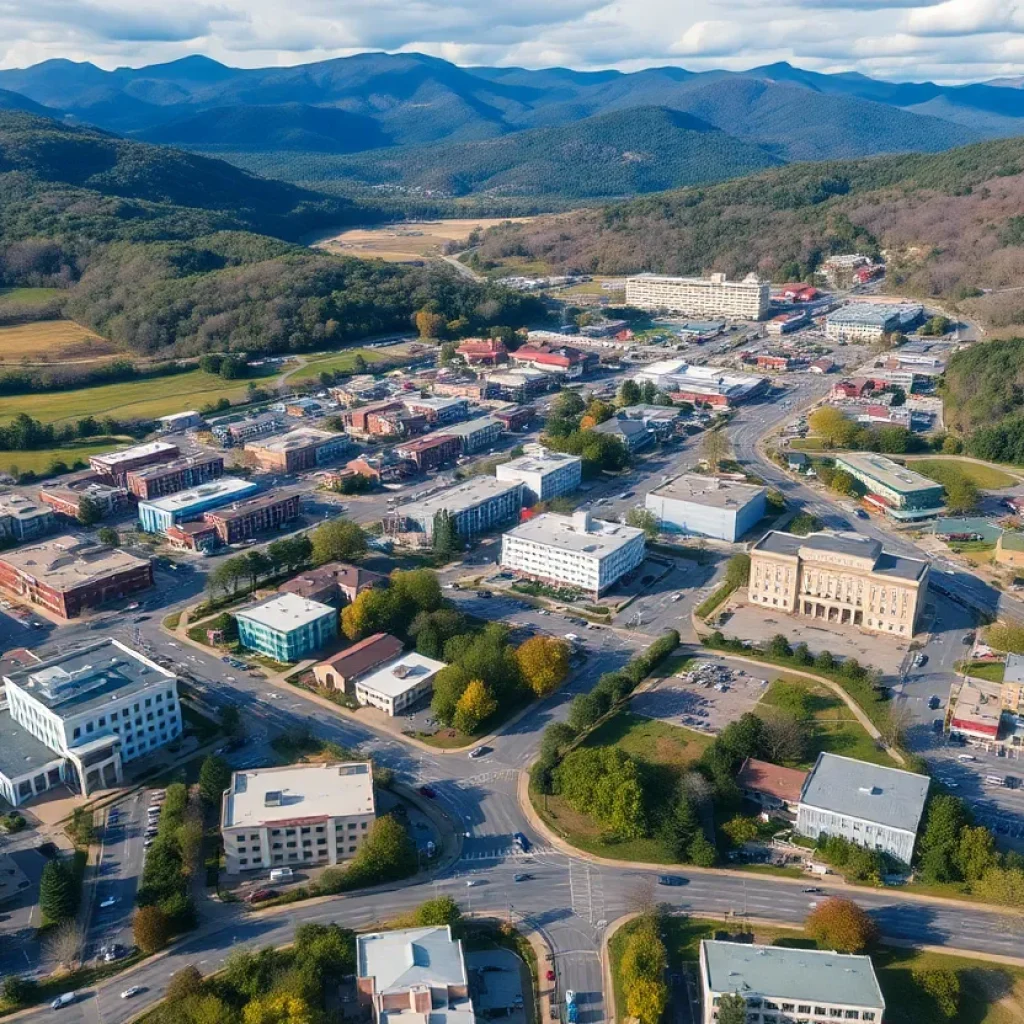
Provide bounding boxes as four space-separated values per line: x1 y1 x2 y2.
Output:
503 511 644 557
205 489 301 523
157 410 200 422
827 302 922 327
138 477 258 513
496 451 582 476
396 477 522 520
403 396 467 409
0 709 65 781
649 474 765 508
245 428 342 453
752 530 928 581
91 441 177 467
1005 652 1024 685
356 652 447 699
223 762 374 828
127 453 223 480
486 369 552 384
0 535 151 593
0 494 52 519
701 941 884 1008
357 926 467 993
441 416 501 437
4 638 175 716
235 592 336 633
628 272 765 287
799 752 929 833
835 453 943 496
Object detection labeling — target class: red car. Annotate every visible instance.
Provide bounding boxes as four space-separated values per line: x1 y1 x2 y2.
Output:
418 785 437 798
248 888 277 903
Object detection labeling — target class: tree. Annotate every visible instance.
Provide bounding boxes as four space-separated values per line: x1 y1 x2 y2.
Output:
341 586 396 641
414 895 464 935
701 428 730 472
221 705 243 738
45 920 83 968
453 679 498 734
311 519 366 564
199 755 232 806
688 833 718 867
515 636 571 696
415 309 446 339
625 507 659 539
912 968 960 1020
244 993 314 1024
344 815 418 888
166 964 205 1003
97 526 119 547
880 700 914 748
432 509 460 557
134 904 171 953
954 825 998 882
556 747 646 839
830 470 856 496
806 897 878 953
431 665 471 725
808 407 857 448
76 494 104 526
716 993 748 1024
438 342 459 366
814 650 835 672
760 708 807 764
620 916 668 1024
39 859 77 923
392 568 443 614
768 633 792 658
618 379 641 406
725 552 751 588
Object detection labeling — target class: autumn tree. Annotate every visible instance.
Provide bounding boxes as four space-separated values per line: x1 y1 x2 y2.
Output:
701 427 730 472
806 896 878 953
515 636 570 696
415 309 446 340
620 915 668 1024
341 586 395 641
831 469 856 496
453 679 498 734
311 519 366 564
808 406 857 448
134 904 171 953
243 993 314 1024
165 965 204 1003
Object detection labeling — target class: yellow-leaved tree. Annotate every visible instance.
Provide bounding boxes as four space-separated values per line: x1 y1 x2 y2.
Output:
453 679 498 734
515 636 570 696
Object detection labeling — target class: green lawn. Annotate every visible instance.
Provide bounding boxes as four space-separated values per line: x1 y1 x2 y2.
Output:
757 675 899 768
0 437 130 477
0 287 62 306
0 369 263 425
910 457 1017 489
609 916 1024 1024
788 437 827 451
962 661 1006 683
298 343 421 378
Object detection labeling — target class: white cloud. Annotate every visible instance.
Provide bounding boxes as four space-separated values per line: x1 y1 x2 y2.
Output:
902 0 1024 36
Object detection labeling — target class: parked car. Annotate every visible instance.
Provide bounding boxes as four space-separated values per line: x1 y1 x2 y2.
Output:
514 873 532 882
418 785 436 798
657 875 687 886
51 994 76 1010
120 988 142 1000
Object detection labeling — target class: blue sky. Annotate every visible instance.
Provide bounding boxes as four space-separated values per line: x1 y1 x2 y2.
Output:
1 0 1022 83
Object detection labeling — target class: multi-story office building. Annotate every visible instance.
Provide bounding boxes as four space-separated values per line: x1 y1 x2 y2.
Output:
352 651 447 716
625 272 770 320
492 405 535 432
221 762 375 874
137 477 260 533
500 510 645 599
394 435 460 471
442 416 503 455
89 441 180 486
485 369 557 402
699 940 884 1024
645 475 766 542
401 396 469 426
234 592 338 662
245 428 350 473
0 494 55 540
125 454 224 500
833 453 945 520
202 490 302 544
495 451 582 504
0 535 153 619
0 639 180 805
386 478 523 544
796 752 929 863
212 413 285 447
825 302 923 342
748 530 929 637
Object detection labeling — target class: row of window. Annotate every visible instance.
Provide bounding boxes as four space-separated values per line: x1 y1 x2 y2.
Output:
712 999 876 1022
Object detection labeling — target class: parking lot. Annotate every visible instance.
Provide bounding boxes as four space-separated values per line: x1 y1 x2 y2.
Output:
630 657 769 735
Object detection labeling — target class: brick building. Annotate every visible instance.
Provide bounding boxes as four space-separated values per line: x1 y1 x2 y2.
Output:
492 405 535 431
89 442 179 486
39 475 130 520
508 342 598 379
245 428 350 473
456 337 508 365
202 491 302 544
125 453 225 500
394 435 460 471
278 561 387 605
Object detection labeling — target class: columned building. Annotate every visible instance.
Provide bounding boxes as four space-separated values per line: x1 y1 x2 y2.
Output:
748 530 929 637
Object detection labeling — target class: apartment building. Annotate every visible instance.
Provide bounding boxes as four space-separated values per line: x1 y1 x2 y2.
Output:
0 494 56 540
485 369 556 402
89 441 180 486
0 639 180 805
699 940 884 1024
245 428 350 473
137 477 260 533
645 475 766 542
394 434 460 471
221 762 375 874
796 752 929 863
401 396 469 426
125 453 225 501
386 478 523 544
625 272 770 320
495 450 582 504
500 510 645 598
748 530 929 637
234 593 338 662
202 490 302 544
212 413 285 447
442 416 503 455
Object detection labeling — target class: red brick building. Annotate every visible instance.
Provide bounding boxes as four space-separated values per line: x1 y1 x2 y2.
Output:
39 472 130 519
125 453 225 500
756 354 792 371
165 521 219 551
456 337 508 366
344 401 406 435
669 389 730 409
508 343 597 379
202 491 302 544
89 441 180 486
394 435 460 471
279 561 387 605
492 406 535 431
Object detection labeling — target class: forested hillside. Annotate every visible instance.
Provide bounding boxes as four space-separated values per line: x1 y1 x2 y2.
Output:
224 107 781 200
471 134 1024 323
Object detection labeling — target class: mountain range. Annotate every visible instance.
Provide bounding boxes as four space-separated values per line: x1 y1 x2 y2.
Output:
1 52 1024 201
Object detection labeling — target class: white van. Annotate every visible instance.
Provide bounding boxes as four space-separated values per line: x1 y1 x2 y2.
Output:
269 867 294 882
957 753 976 762
51 993 77 1010
985 775 1006 787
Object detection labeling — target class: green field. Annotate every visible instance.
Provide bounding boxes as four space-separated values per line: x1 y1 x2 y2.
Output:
787 437 827 451
0 287 62 306
609 915 1024 1024
0 369 261 425
910 457 1018 489
0 437 129 477
962 660 1006 683
297 343 420 378
757 675 899 768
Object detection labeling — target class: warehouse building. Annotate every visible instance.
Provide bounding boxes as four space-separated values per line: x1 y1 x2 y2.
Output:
235 592 338 662
495 450 582 504
203 490 302 544
631 360 767 407
89 441 179 486
0 494 55 540
796 752 930 863
386 478 523 544
245 428 350 473
125 453 225 501
157 411 203 432
0 639 180 804
825 302 923 342
137 477 260 533
625 271 770 319
645 475 766 541
442 416 503 455
221 762 375 874
699 940 884 1024
0 535 153 619
834 453 945 520
500 510 645 598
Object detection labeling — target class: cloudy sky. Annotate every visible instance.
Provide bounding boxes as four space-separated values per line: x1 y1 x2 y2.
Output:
1 0 1022 83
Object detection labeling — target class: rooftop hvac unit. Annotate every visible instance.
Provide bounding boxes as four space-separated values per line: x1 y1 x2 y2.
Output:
265 790 283 806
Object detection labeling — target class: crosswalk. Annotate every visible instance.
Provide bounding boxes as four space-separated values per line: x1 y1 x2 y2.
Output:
569 858 606 930
459 841 557 862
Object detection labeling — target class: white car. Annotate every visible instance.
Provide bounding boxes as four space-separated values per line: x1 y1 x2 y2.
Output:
465 879 484 887
100 897 118 908
120 988 142 1000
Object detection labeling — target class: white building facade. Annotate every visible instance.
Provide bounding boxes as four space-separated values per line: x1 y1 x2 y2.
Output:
645 475 766 542
353 652 447 716
625 272 770 320
495 451 583 504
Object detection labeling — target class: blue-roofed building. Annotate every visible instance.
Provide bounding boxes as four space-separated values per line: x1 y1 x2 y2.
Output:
137 477 259 533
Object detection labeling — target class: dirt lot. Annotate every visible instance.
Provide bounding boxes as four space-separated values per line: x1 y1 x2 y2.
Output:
0 319 118 362
313 217 535 262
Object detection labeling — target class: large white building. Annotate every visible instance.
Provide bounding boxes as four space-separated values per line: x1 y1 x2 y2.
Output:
825 302 923 342
625 272 770 320
0 640 181 805
220 762 376 874
630 360 767 407
699 940 885 1024
353 651 447 717
495 450 583 504
796 752 930 864
645 475 766 542
500 510 645 598
386 478 524 544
